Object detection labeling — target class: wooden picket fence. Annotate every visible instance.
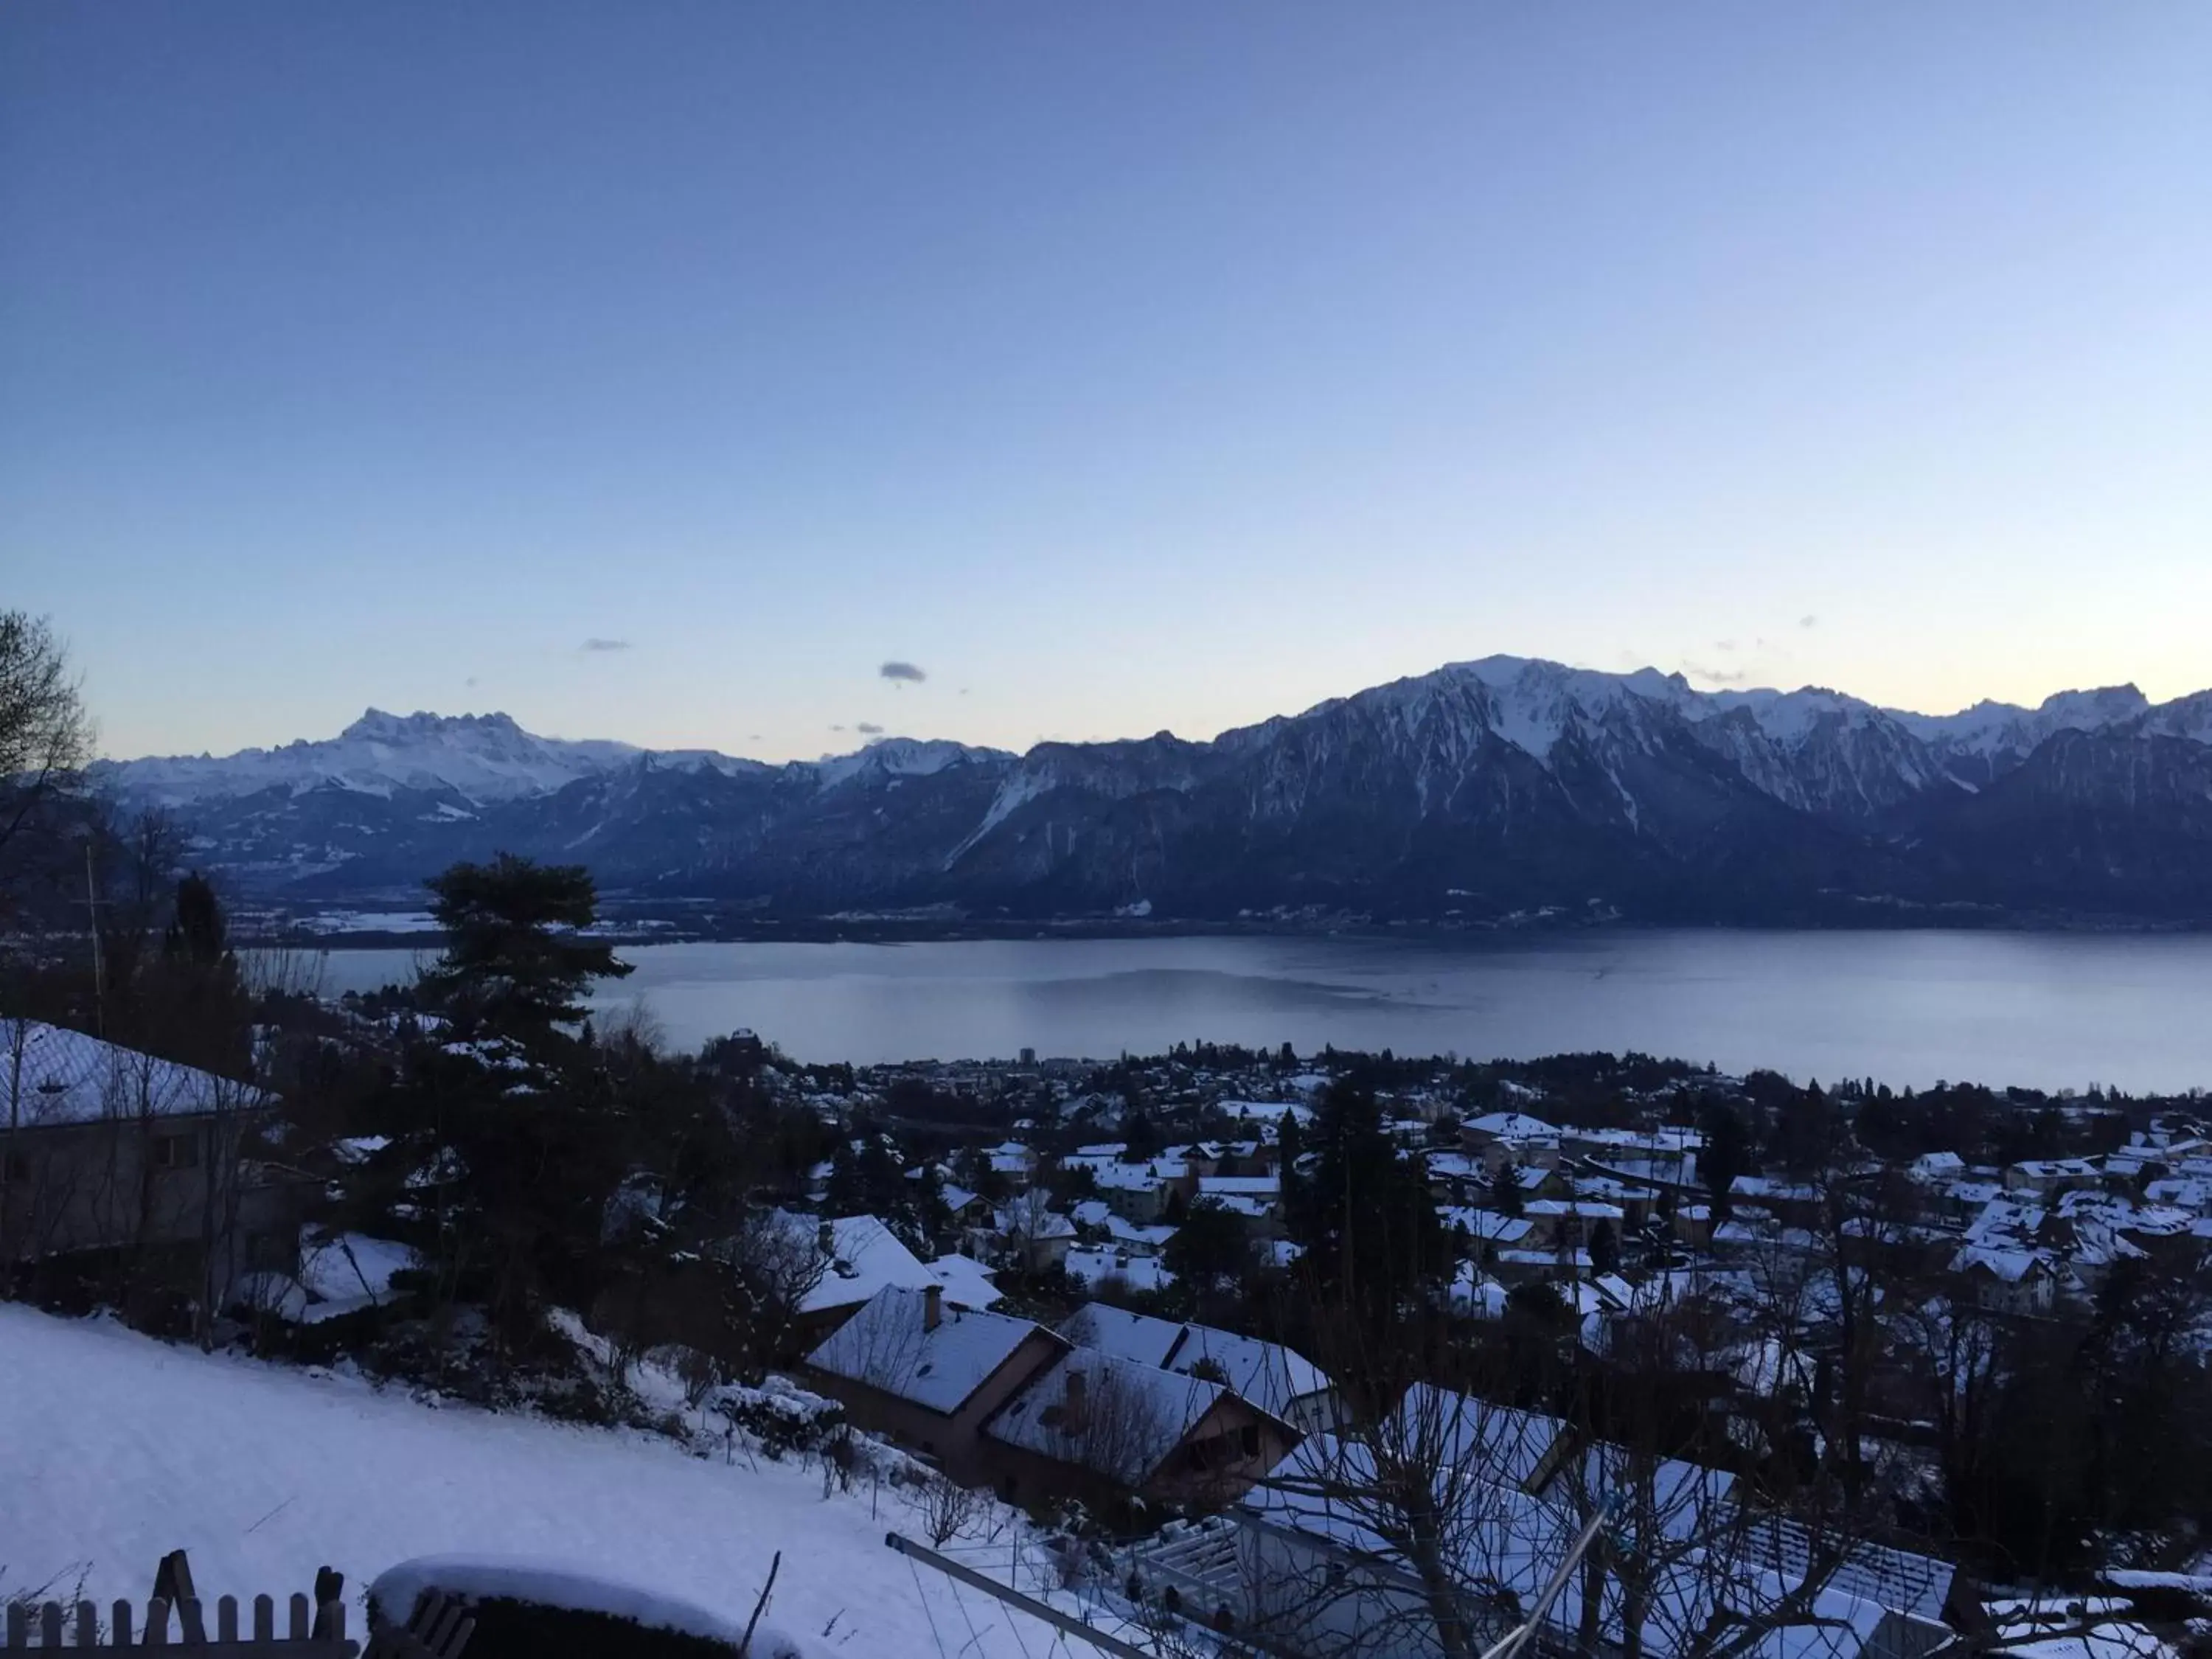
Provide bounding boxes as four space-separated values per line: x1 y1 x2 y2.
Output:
1 1592 351 1652
0 1548 480 1658
2 1554 359 1655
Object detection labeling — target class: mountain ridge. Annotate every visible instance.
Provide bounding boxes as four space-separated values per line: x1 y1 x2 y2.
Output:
94 658 2212 926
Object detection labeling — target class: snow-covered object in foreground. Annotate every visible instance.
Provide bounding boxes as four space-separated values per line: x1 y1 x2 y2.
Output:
368 1555 813 1657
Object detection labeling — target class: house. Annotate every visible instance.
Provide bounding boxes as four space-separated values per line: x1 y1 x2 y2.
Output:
804 1284 1064 1486
981 1346 1296 1512
993 1203 1077 1271
1908 1152 1967 1185
1522 1197 1625 1251
1949 1244 2059 1315
2004 1158 2103 1198
1439 1206 1536 1256
790 1213 942 1342
0 1020 296 1291
1197 1173 1281 1217
1090 1160 1194 1223
1060 1304 1338 1431
1066 1247 1175 1295
1461 1113 1562 1171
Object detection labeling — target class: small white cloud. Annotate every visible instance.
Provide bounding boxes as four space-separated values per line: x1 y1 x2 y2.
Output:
1799 614 1818 630
855 722 884 735
581 637 632 653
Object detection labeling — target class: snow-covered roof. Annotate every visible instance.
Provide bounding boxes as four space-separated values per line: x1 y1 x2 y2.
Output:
995 1206 1077 1240
925 1252 1002 1311
1465 1111 1557 1141
1060 1304 1187 1369
1057 1305 1329 1419
0 1020 267 1127
1169 1324 1329 1419
1440 1207 1535 1245
1197 1175 1279 1197
779 1214 938 1315
807 1286 1051 1415
1065 1249 1176 1293
985 1348 1228 1484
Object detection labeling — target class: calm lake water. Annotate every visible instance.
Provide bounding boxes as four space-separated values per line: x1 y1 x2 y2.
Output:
307 931 2212 1093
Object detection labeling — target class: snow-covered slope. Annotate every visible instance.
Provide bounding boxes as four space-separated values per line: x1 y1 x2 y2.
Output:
0 1305 1066 1659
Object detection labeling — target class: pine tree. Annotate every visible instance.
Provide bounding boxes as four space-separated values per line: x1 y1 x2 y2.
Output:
420 853 633 1047
1287 1081 1447 1338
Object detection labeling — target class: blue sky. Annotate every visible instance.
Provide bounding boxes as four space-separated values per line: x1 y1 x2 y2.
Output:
4 3 2207 761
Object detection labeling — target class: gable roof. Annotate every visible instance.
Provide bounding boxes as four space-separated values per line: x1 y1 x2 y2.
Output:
807 1285 1054 1416
1059 1303 1186 1368
1 1020 266 1127
1057 1303 1332 1419
925 1251 1002 1310
776 1214 939 1315
984 1347 1231 1484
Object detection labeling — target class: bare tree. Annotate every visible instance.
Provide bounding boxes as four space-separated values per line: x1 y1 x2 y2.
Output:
1248 1310 1922 1659
911 1470 989 1548
714 1209 831 1379
0 611 94 886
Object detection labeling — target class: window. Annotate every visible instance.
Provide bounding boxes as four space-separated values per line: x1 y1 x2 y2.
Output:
1239 1424 1260 1458
152 1132 201 1171
2 1148 32 1184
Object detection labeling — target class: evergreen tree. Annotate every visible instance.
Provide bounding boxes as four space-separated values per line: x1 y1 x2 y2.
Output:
1587 1217 1620 1277
1164 1197 1254 1296
1287 1081 1447 1338
420 853 633 1046
379 855 639 1342
1493 1157 1526 1217
1703 1102 1747 1222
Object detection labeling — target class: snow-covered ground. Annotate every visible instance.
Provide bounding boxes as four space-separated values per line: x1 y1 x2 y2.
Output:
0 1306 1079 1658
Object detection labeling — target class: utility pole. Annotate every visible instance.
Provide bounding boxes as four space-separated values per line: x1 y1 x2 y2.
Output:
77 838 106 1038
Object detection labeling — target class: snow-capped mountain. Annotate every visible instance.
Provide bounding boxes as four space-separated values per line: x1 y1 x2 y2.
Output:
98 660 2212 925
96 709 648 806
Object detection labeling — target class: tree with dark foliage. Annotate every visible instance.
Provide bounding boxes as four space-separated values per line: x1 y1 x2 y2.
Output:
1287 1081 1447 1348
420 854 633 1045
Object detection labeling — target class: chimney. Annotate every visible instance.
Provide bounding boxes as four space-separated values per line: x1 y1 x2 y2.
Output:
922 1283 943 1332
817 1220 835 1259
1064 1367 1089 1433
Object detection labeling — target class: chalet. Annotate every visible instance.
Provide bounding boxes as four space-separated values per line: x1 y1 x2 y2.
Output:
0 1020 296 1291
804 1284 1065 1486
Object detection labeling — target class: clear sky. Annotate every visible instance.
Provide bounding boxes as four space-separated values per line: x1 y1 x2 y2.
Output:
4 3 2208 762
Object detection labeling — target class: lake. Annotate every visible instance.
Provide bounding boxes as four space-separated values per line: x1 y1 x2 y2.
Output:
305 931 2212 1093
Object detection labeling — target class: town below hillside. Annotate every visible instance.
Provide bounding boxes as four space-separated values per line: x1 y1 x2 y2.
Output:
7 851 2212 1659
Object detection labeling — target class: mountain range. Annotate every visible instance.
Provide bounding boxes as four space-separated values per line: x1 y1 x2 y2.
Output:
96 658 2212 928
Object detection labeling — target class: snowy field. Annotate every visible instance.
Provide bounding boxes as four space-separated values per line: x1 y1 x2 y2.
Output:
0 1305 1085 1658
